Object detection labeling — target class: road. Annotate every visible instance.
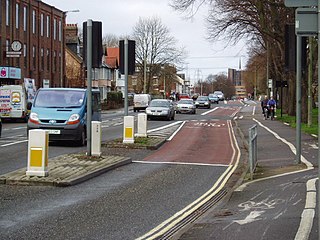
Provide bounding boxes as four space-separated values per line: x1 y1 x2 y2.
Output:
0 100 244 239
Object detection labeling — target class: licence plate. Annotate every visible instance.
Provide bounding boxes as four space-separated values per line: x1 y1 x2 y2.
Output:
47 130 61 134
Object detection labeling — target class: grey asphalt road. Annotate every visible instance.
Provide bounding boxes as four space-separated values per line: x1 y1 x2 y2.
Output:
0 101 245 240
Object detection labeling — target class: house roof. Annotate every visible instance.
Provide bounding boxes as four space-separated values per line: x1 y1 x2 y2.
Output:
105 48 119 69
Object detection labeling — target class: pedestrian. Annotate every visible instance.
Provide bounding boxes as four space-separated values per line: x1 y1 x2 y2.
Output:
261 95 268 116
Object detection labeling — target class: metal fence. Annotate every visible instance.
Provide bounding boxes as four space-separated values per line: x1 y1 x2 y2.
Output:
249 124 258 180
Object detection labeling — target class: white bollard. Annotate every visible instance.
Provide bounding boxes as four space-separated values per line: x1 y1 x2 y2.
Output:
91 121 101 156
26 130 49 177
123 116 134 144
136 113 147 137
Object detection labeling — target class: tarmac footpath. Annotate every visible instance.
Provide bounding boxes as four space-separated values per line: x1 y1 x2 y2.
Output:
175 101 318 240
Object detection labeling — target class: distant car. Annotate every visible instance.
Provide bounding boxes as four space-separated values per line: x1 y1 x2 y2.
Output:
179 93 190 99
213 91 224 101
195 96 211 109
176 99 196 114
208 93 219 104
146 99 175 120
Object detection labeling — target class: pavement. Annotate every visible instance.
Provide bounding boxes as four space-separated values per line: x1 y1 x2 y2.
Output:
175 101 318 239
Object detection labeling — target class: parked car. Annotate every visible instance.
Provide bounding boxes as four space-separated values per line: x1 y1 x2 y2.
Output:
195 96 211 109
176 99 196 114
213 91 225 101
208 93 219 104
133 94 151 112
146 99 175 120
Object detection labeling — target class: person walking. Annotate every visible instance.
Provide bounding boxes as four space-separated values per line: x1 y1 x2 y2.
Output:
261 95 269 119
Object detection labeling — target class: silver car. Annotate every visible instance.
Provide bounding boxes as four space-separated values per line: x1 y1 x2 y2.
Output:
195 96 211 109
146 99 175 120
176 99 196 114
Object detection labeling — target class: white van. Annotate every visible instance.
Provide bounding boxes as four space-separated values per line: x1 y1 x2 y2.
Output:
0 85 29 122
133 94 151 112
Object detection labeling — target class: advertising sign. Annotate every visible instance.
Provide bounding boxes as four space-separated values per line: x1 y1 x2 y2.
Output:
24 78 37 103
0 67 21 79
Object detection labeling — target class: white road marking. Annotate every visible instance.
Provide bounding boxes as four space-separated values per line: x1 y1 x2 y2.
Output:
137 120 241 239
295 178 317 240
1 140 28 147
201 107 219 115
133 161 229 167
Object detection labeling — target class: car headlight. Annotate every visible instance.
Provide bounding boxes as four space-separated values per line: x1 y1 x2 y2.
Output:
29 112 39 124
205 102 209 105
195 101 199 104
146 109 151 114
162 110 168 114
67 113 80 125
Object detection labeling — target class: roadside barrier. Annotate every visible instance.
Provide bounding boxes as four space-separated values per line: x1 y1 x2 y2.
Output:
249 124 257 180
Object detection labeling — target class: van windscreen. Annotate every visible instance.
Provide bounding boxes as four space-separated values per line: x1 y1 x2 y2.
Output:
34 90 85 108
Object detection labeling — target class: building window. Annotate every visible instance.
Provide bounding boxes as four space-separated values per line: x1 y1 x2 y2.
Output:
6 0 9 26
24 44 27 68
32 10 36 34
53 18 57 40
23 6 27 31
40 14 44 36
53 51 57 72
32 46 36 69
40 48 44 70
15 3 19 29
47 49 50 71
46 16 50 37
59 20 62 42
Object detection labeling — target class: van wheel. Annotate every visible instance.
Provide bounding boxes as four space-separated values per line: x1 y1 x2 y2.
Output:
78 129 86 146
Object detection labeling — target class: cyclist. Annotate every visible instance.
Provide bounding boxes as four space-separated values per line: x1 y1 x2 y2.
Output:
267 96 277 120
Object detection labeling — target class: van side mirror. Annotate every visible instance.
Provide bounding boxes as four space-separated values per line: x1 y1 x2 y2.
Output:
27 102 32 110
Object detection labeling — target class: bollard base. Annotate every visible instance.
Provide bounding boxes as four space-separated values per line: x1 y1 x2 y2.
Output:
26 170 48 177
92 152 102 157
135 133 147 137
123 139 134 144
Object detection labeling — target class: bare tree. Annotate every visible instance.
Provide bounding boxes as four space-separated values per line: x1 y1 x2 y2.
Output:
132 16 186 93
103 34 120 47
170 0 300 115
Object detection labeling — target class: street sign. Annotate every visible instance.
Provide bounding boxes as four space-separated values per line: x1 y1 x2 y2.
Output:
285 0 317 7
295 8 318 36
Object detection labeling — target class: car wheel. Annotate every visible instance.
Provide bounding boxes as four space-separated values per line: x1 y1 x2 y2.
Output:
78 129 86 146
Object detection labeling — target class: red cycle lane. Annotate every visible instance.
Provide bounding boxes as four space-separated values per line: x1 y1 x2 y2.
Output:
143 120 236 165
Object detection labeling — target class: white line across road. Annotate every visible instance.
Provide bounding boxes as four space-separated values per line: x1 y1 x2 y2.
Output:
137 120 241 239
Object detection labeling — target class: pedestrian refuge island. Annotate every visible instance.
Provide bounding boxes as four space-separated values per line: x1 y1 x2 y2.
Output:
26 129 49 177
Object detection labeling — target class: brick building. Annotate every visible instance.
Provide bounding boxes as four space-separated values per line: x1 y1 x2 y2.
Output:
0 0 64 89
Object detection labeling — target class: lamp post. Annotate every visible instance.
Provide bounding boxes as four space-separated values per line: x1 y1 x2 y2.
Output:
60 10 79 87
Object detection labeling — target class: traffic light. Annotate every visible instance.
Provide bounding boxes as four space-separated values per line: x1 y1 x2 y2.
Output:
83 21 103 68
119 40 136 75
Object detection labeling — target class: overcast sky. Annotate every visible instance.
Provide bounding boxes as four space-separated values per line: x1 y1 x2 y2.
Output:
45 0 248 84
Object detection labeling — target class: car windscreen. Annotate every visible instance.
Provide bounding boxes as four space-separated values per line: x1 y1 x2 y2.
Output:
34 90 85 108
208 94 217 98
197 97 208 101
150 101 169 107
